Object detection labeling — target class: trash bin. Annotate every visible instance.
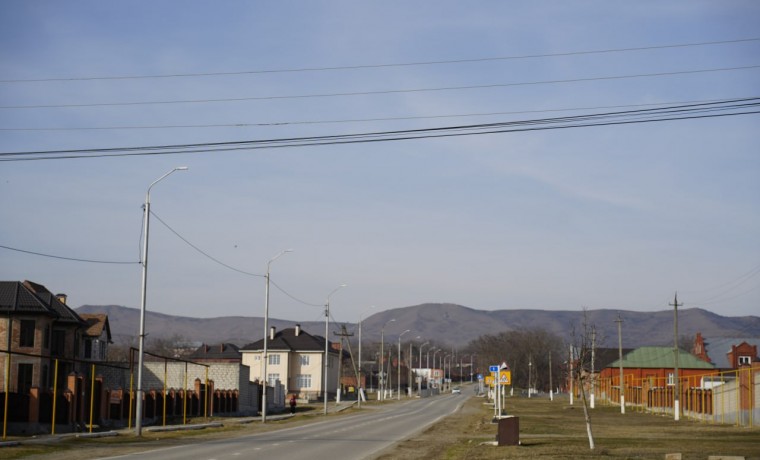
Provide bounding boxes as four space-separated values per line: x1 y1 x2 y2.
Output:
496 416 519 446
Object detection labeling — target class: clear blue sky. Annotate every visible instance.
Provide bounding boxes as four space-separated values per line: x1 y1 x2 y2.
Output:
1 1 758 323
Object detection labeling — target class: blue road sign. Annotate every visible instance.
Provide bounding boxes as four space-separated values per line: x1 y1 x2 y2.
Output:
489 365 499 372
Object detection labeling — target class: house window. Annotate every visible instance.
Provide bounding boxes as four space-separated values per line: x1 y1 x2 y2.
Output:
296 374 312 388
667 372 674 386
84 339 93 359
268 354 280 365
267 373 280 386
20 320 35 347
18 363 34 393
42 364 49 389
738 356 751 365
51 330 66 357
300 355 310 366
44 325 50 349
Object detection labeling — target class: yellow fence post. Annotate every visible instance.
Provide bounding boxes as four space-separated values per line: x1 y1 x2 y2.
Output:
89 364 96 433
3 349 11 441
52 359 59 435
163 360 167 427
183 362 188 425
204 367 209 421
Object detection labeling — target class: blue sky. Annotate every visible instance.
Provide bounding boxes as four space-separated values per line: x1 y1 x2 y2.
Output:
1 1 759 323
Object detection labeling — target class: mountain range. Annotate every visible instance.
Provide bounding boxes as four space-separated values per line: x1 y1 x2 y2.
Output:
76 303 760 350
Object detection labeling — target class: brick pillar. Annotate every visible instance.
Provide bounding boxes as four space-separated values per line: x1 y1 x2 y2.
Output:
29 387 40 423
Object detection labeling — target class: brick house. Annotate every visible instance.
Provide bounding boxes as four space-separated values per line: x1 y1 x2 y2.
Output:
692 332 759 370
0 280 87 393
79 314 112 361
239 325 340 400
600 346 716 385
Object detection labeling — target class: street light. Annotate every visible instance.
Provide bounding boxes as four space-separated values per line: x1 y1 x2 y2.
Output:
432 349 441 388
443 354 451 391
379 318 395 401
357 305 376 408
418 341 429 395
135 166 188 436
323 284 346 415
397 329 410 400
262 249 292 423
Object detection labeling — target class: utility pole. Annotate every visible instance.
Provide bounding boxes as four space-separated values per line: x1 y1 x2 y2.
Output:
548 351 553 401
670 293 683 421
616 315 625 414
333 325 354 404
569 346 574 405
591 326 596 409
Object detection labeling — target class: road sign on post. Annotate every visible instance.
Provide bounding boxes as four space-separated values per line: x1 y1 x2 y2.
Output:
499 370 512 385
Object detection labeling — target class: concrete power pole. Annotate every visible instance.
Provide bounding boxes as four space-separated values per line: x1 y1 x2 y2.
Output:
616 315 625 414
670 293 683 421
333 325 354 403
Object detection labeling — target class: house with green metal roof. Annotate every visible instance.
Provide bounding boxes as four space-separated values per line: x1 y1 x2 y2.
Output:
600 346 716 387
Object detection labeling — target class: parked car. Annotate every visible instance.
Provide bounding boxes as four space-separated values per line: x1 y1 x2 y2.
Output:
452 386 461 394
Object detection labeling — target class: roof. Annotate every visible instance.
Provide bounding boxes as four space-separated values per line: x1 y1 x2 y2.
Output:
189 343 241 360
702 337 760 369
0 280 85 325
79 313 112 341
240 326 335 353
608 346 715 370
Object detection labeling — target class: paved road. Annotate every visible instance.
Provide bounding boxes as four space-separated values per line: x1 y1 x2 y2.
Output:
97 394 466 460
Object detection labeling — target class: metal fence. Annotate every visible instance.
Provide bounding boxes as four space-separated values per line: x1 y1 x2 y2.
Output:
587 367 758 427
1 348 248 439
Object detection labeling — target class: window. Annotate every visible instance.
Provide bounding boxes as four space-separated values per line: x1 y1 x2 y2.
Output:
296 374 312 388
738 356 751 365
18 363 34 393
20 320 35 347
667 372 674 386
84 339 93 359
300 355 310 366
44 325 50 349
267 373 280 386
51 330 66 357
268 354 280 365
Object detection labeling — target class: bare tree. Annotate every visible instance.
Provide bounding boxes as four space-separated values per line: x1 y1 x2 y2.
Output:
570 308 596 450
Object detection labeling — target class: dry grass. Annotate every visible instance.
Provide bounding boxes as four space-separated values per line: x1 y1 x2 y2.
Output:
374 394 760 460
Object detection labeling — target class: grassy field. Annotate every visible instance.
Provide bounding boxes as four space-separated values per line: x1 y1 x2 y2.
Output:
375 393 760 460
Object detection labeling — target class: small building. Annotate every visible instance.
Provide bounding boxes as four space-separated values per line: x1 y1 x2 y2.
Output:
600 346 716 387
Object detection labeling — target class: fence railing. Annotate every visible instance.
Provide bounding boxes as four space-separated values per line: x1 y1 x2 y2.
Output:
583 367 757 427
1 348 248 439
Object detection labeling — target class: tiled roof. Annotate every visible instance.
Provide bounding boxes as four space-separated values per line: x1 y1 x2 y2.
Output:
0 281 53 314
189 343 241 360
702 337 760 368
0 281 86 326
79 313 111 340
240 327 332 353
608 346 715 370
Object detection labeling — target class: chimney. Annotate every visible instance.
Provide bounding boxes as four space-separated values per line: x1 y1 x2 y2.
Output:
295 324 301 336
56 293 67 305
270 326 276 340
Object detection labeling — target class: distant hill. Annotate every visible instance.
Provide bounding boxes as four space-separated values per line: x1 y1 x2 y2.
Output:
77 303 760 349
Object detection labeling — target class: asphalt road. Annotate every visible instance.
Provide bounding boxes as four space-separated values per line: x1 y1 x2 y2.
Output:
96 393 466 460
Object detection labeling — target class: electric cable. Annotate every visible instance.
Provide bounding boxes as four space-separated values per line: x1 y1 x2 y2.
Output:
0 243 139 264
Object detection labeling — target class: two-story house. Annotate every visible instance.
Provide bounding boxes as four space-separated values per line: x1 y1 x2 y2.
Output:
0 280 87 393
239 325 340 401
692 332 759 370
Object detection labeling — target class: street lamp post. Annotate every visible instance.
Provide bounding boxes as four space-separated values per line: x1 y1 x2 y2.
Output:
323 284 346 415
135 166 188 436
262 249 292 423
398 329 410 400
379 318 395 401
418 341 429 395
470 353 476 383
432 349 441 388
443 354 450 391
357 306 375 409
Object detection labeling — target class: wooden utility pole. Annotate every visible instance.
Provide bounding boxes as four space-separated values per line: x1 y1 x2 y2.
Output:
616 315 625 414
670 293 683 421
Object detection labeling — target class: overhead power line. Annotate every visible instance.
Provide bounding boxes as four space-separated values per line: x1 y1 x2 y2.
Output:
2 37 757 83
1 98 758 162
2 65 758 110
2 97 751 132
0 244 139 265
